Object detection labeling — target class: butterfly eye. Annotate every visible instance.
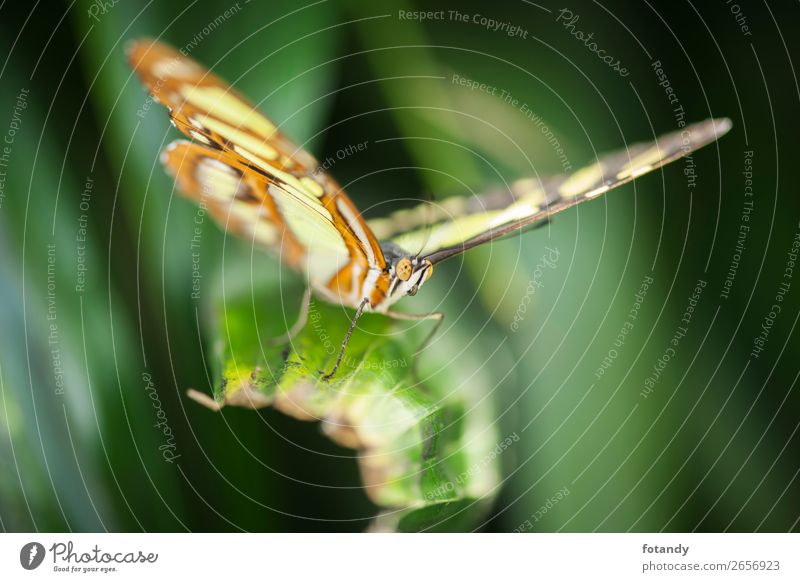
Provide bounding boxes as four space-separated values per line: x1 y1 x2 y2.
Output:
408 284 418 296
396 258 412 281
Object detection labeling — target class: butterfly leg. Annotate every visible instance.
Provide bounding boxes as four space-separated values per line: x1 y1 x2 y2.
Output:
321 297 370 381
267 286 312 346
384 309 444 378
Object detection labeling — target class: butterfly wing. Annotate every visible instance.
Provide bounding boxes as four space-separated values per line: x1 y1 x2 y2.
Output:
128 38 317 173
128 39 387 304
371 118 731 263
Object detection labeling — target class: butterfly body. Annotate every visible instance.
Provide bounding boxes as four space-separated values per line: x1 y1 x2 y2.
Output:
128 38 730 378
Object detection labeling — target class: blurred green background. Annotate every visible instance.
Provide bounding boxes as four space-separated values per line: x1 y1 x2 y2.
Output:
1 0 798 532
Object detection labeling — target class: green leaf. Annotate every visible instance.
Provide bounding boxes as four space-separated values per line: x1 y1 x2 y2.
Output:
189 263 501 531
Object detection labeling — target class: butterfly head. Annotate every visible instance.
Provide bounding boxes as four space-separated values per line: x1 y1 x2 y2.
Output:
389 256 433 299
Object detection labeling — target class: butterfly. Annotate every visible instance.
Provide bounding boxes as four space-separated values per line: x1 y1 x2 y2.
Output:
128 39 731 379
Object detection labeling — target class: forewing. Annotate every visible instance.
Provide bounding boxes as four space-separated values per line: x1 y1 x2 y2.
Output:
373 118 731 263
128 38 385 272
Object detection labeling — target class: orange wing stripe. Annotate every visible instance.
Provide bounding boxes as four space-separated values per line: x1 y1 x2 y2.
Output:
161 141 305 269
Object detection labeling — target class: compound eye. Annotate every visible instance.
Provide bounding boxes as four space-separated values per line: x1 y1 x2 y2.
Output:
408 284 418 296
396 258 412 281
